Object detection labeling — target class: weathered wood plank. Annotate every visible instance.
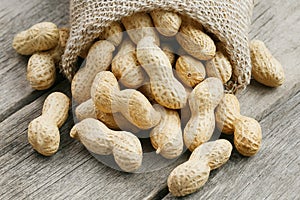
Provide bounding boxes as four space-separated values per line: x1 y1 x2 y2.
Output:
1 0 300 199
1 91 299 199
163 92 300 200
0 0 69 122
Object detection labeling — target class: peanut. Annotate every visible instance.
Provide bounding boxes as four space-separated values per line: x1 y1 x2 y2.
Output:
150 105 183 159
91 71 161 130
250 40 285 87
70 118 142 172
137 36 187 109
168 139 232 197
72 40 115 103
176 17 216 60
13 22 59 55
206 51 232 84
112 39 145 88
75 99 140 133
28 92 70 156
27 53 56 90
215 94 262 156
184 78 224 151
99 21 123 46
150 10 182 37
26 28 70 90
175 55 206 87
234 116 262 157
215 94 241 134
121 12 160 45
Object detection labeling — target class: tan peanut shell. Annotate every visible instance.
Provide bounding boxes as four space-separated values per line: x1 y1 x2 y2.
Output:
112 39 145 88
91 71 161 130
206 51 232 84
161 43 176 66
27 53 56 90
150 10 182 37
150 105 183 159
75 99 140 133
176 18 216 60
28 92 70 156
175 55 206 87
72 40 115 103
70 118 142 172
13 22 59 55
99 21 123 46
215 94 262 156
48 28 70 64
250 40 285 87
215 94 241 134
184 78 224 151
137 36 187 109
168 160 210 197
121 12 160 45
234 116 262 156
189 139 232 170
168 139 232 197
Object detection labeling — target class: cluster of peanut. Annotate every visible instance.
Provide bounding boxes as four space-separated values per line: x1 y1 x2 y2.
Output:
13 22 70 90
15 11 285 198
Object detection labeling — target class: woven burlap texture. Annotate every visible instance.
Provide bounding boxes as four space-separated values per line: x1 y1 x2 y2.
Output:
62 0 254 92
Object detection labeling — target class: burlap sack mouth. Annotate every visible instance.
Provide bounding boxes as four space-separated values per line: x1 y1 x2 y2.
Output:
62 0 254 93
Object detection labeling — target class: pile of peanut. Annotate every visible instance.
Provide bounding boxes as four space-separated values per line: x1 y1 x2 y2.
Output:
13 11 285 197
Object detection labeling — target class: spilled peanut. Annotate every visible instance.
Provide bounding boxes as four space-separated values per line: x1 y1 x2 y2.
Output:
28 92 70 156
75 99 140 133
72 40 115 103
176 55 206 87
215 94 262 156
13 22 59 55
70 118 142 172
184 77 224 151
137 36 187 109
250 40 285 87
91 71 161 130
27 53 56 90
168 139 232 197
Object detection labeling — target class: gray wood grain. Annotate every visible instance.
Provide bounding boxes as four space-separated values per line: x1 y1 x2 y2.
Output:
0 0 69 122
0 0 300 199
163 91 300 200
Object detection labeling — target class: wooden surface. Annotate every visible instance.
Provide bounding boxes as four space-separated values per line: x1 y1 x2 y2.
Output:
0 0 299 199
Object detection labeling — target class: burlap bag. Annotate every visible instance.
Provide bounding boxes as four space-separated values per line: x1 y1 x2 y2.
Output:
62 0 254 92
